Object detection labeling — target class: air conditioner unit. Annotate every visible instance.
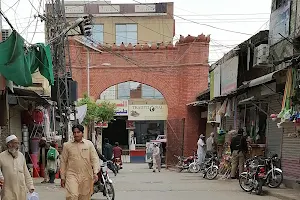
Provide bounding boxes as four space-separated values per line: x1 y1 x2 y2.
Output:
253 44 270 68
1 29 12 41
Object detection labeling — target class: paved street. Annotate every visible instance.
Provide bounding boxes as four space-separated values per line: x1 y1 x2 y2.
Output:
35 164 282 200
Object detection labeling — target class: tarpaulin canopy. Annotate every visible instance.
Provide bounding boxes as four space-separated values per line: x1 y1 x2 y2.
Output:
0 31 54 87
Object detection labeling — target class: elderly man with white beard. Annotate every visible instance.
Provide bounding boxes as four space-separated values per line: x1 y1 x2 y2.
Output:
0 135 34 200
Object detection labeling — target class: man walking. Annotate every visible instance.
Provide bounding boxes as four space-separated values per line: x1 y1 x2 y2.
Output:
152 143 161 172
47 141 60 184
0 135 34 200
230 128 248 179
39 137 50 183
60 124 100 200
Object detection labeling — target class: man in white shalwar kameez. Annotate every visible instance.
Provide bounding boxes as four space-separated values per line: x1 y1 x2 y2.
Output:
0 135 34 200
197 134 206 164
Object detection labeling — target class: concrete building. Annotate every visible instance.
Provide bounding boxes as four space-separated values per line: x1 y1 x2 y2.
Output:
69 33 210 165
64 1 175 45
268 0 300 188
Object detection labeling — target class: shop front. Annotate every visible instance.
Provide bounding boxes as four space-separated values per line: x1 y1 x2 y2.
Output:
6 87 56 177
127 99 168 163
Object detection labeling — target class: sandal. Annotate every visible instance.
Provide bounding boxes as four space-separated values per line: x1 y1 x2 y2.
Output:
41 180 47 183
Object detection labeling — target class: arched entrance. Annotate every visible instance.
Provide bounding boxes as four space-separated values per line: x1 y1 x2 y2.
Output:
69 34 210 165
98 81 168 163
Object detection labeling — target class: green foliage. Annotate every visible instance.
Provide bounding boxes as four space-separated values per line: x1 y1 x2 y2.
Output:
77 94 116 126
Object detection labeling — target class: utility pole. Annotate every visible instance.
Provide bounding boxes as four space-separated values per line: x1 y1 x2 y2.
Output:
87 48 90 96
45 0 72 142
44 1 92 142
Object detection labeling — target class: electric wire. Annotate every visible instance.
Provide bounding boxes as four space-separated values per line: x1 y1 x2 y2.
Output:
132 0 252 36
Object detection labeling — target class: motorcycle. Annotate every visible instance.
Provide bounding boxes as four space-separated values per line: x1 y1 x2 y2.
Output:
114 157 122 172
175 152 197 172
199 153 219 180
264 154 283 188
93 162 115 200
239 157 267 195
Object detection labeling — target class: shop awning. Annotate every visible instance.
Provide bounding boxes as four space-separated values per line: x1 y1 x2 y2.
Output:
243 69 286 88
8 87 50 105
186 100 208 106
238 96 255 105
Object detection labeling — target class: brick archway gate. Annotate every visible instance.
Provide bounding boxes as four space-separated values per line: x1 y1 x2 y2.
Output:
69 34 210 166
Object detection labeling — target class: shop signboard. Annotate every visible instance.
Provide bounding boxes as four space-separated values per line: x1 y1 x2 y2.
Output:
221 56 239 95
269 1 290 46
209 71 214 100
128 105 168 121
126 120 135 129
95 121 108 128
213 65 221 98
96 99 128 116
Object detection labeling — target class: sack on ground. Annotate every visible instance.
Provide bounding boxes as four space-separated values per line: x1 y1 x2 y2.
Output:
27 192 39 200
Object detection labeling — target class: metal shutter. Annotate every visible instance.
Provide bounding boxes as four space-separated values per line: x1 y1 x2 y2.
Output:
266 96 283 157
225 117 234 131
281 122 300 180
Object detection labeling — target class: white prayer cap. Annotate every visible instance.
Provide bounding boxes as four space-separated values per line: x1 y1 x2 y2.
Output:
41 137 46 141
200 134 205 138
6 135 17 144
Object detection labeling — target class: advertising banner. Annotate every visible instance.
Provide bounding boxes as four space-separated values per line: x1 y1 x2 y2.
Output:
221 56 239 95
128 105 168 121
269 1 291 46
96 99 128 116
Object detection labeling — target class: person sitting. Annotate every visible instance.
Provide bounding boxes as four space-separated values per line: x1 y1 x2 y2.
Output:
113 142 123 169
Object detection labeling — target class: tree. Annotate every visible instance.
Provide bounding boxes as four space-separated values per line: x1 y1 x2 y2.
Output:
77 94 116 126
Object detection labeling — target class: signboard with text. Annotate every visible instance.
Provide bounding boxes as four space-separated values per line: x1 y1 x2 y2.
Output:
269 1 291 46
128 105 168 121
95 121 108 128
96 99 128 116
221 56 239 95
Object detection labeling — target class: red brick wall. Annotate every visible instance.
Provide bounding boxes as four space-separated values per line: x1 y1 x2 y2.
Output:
69 34 210 164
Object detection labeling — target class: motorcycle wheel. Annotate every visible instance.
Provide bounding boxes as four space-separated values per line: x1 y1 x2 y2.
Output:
267 170 283 188
255 180 263 195
239 172 254 192
103 183 115 200
205 166 218 180
188 162 200 173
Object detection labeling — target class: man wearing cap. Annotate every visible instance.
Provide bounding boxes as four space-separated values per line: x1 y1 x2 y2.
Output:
197 134 206 164
0 135 34 200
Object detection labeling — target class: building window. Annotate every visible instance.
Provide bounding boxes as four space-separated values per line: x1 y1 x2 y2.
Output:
117 82 130 99
83 24 104 46
115 24 137 45
91 24 104 44
142 85 163 99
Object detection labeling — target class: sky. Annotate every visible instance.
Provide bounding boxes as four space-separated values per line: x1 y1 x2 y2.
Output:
0 0 272 62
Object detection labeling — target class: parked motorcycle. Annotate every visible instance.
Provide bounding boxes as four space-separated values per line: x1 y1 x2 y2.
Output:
264 154 283 188
200 153 219 180
239 157 267 195
93 162 115 200
175 152 197 172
